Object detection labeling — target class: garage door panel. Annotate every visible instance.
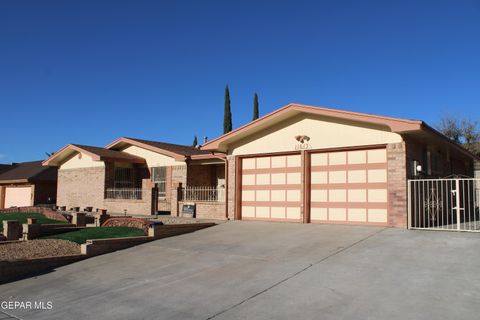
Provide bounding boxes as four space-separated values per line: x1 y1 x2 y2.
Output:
241 155 302 222
310 147 388 225
310 163 386 172
311 202 388 209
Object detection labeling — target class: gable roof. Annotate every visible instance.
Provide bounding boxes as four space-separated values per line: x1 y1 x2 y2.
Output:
201 103 423 152
106 137 211 161
43 144 146 167
0 161 57 184
202 103 478 160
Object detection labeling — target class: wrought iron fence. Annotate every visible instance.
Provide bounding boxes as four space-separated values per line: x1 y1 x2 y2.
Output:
408 178 480 232
181 186 225 202
105 188 144 200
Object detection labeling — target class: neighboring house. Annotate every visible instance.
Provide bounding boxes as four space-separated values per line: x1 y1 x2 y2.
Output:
43 139 227 218
202 103 477 228
43 103 478 228
0 161 58 209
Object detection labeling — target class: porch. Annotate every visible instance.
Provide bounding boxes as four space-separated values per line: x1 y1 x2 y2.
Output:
101 158 227 219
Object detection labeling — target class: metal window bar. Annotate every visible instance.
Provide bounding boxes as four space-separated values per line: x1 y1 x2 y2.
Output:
114 167 135 188
181 186 226 202
105 188 144 200
408 178 480 232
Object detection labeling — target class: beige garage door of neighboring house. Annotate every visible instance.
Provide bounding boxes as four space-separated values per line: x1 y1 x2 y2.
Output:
241 154 302 221
309 148 388 225
4 186 32 208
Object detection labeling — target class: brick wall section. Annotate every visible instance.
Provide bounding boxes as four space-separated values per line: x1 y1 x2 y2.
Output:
57 167 105 210
81 223 215 256
387 142 408 228
178 201 226 219
172 165 187 185
187 165 214 186
227 155 236 219
0 255 85 284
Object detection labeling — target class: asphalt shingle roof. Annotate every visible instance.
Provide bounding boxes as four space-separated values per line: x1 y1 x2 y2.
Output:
125 138 211 156
0 161 57 183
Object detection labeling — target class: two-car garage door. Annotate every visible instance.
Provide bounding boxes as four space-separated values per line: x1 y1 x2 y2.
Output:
240 147 388 225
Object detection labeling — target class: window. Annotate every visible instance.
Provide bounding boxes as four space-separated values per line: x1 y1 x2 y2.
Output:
152 167 167 199
114 167 134 188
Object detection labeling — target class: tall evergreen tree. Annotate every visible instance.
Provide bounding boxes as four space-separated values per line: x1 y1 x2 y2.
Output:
192 135 198 147
252 93 259 121
223 85 233 133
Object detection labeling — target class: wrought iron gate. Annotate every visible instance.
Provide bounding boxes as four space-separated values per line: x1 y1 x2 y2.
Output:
408 178 480 232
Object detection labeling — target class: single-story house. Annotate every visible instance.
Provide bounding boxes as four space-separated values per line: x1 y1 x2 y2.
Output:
0 161 58 209
43 138 227 218
43 103 478 228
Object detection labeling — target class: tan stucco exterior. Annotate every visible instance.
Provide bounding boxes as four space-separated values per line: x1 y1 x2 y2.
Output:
229 114 403 156
59 153 105 170
121 145 186 167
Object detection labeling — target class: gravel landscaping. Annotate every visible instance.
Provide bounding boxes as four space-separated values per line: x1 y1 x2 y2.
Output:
0 240 80 261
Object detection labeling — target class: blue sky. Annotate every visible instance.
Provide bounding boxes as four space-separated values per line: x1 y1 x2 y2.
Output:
1 0 479 162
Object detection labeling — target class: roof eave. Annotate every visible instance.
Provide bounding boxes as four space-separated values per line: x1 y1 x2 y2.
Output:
418 123 480 161
106 137 187 161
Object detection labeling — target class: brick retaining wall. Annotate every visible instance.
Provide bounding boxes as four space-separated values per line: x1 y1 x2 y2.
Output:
0 255 86 284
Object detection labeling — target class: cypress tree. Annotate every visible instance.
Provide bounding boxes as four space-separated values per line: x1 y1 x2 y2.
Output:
223 85 233 133
192 135 198 147
252 93 259 121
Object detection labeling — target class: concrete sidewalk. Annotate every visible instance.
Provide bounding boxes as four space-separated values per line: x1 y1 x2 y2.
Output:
1 221 479 320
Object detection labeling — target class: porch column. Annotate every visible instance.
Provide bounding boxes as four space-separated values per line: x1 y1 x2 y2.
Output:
170 182 181 217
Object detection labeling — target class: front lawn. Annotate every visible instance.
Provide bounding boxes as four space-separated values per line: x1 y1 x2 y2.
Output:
41 227 145 244
0 212 66 231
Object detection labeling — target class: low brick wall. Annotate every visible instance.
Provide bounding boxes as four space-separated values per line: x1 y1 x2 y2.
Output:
150 223 216 239
82 223 216 256
0 255 86 284
178 201 226 220
81 236 152 256
0 206 69 222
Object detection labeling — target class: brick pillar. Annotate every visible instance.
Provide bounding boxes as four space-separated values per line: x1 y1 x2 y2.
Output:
227 155 236 220
72 212 86 227
170 182 181 217
3 220 22 240
387 142 408 228
141 179 156 215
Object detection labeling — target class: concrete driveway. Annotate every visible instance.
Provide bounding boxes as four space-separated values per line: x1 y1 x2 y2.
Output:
1 221 480 320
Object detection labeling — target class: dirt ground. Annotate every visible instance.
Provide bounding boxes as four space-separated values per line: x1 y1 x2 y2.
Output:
0 239 80 261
